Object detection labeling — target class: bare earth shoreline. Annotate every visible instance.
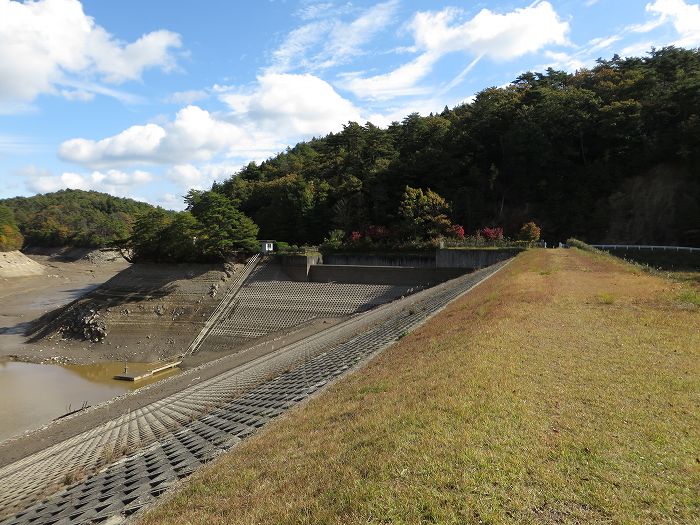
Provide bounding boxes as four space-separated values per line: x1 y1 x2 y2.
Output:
0 252 129 364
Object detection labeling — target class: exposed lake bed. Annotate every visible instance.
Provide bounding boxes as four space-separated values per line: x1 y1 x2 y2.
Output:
0 252 184 442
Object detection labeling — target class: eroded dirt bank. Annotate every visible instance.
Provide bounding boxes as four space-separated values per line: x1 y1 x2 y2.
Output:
0 252 128 361
0 251 44 278
1 250 242 366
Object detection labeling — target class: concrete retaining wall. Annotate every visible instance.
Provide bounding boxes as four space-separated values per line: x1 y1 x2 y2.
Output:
279 254 323 281
323 253 436 268
435 248 522 269
279 249 522 284
325 249 522 270
308 265 464 286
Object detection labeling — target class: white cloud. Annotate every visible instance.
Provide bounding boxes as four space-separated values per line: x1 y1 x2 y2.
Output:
156 192 185 210
20 165 153 196
588 35 623 52
60 73 362 169
592 0 700 61
165 89 209 105
167 163 239 190
270 20 331 73
223 73 362 135
167 164 208 188
0 134 40 155
322 1 399 67
339 54 437 100
0 0 181 110
58 79 147 105
60 89 95 101
620 40 655 57
410 3 569 61
60 122 168 166
59 105 251 166
87 28 181 84
269 0 399 73
644 0 700 47
297 2 335 21
543 51 586 71
341 1 569 100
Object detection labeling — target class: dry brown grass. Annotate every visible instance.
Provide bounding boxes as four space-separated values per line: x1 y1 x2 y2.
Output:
139 248 700 525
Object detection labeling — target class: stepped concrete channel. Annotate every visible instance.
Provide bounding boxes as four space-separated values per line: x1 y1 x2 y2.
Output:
0 257 511 525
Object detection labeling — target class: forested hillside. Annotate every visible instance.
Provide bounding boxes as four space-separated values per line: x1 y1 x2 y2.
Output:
206 47 700 247
1 190 156 248
0 205 23 252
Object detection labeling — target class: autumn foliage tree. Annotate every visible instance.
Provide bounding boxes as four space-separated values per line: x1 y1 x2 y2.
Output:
0 205 23 251
1 189 154 248
398 186 454 241
518 221 542 242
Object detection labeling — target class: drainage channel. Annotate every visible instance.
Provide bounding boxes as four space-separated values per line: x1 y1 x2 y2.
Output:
1 261 509 525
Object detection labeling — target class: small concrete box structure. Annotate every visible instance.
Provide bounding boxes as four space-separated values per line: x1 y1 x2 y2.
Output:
260 240 275 254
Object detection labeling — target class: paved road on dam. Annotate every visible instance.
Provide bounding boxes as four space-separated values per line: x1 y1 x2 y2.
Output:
0 260 509 525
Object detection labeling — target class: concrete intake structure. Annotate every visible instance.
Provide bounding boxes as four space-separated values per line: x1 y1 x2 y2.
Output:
281 248 521 284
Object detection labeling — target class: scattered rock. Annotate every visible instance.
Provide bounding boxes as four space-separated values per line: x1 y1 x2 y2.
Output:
59 307 107 343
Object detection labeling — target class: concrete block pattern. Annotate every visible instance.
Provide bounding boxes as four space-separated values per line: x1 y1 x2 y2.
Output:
0 261 508 525
202 261 422 350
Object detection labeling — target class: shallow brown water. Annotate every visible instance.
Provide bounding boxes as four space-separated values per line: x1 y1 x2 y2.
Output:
0 360 179 442
65 361 179 388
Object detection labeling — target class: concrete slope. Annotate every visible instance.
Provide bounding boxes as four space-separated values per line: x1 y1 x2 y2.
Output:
0 261 510 524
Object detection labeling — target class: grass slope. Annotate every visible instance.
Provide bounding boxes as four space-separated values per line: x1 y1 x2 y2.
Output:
140 249 700 524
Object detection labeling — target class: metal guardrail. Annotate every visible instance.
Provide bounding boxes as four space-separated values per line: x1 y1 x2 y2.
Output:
592 244 700 253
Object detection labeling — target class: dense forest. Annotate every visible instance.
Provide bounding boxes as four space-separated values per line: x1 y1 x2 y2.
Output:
125 192 259 262
5 48 700 261
0 204 23 252
0 190 155 248
199 47 699 248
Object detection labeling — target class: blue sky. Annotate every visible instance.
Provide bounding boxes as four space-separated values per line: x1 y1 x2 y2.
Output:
1 0 699 209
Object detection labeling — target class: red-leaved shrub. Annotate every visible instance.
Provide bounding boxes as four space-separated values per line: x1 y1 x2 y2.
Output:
480 227 504 240
450 224 465 238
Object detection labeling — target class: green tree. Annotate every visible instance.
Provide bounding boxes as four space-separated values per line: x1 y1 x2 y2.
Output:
162 212 199 262
1 189 154 248
189 192 259 259
0 204 23 251
130 208 173 262
398 186 453 240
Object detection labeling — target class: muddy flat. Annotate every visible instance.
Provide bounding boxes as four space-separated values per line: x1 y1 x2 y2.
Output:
0 254 129 360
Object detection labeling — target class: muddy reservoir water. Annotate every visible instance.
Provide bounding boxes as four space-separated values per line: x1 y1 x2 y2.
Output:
0 360 178 442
